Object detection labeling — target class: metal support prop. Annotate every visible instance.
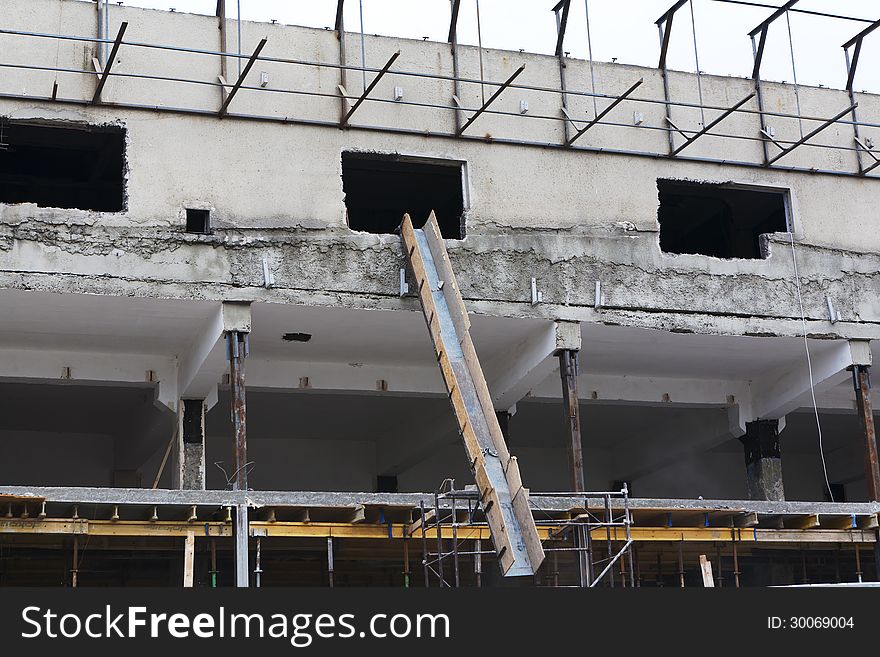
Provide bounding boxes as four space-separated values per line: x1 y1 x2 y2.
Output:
854 544 862 583
566 78 644 146
853 365 880 502
767 104 857 166
671 93 755 155
340 50 400 127
678 540 685 587
402 538 410 588
71 537 78 587
457 65 526 136
327 536 335 587
732 529 741 588
228 331 249 491
210 538 218 587
553 0 572 143
228 329 249 588
92 22 127 104
254 537 262 587
474 539 482 588
218 38 267 118
234 503 248 587
656 1 688 153
420 501 429 587
558 349 584 492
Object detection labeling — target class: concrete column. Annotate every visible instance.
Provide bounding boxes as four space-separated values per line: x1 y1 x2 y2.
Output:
179 399 206 490
739 419 784 501
853 365 880 502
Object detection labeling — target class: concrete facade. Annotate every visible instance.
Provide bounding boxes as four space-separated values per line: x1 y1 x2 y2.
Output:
1 0 879 506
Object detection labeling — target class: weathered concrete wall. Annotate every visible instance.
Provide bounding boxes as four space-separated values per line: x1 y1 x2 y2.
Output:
1 0 878 345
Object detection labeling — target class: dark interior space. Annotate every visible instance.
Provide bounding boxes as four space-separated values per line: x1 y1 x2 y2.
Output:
341 152 464 238
0 120 125 212
657 179 787 259
185 208 210 233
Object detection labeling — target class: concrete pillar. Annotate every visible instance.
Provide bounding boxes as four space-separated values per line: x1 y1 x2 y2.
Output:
179 399 206 490
853 365 880 502
739 419 784 501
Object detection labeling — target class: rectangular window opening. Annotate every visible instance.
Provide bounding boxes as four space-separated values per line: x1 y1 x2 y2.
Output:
657 179 788 259
342 152 465 239
186 208 211 234
0 119 125 212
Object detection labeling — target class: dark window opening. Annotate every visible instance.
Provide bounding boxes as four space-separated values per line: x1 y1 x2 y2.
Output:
658 179 788 259
0 120 125 211
342 152 464 238
185 208 211 234
376 475 399 493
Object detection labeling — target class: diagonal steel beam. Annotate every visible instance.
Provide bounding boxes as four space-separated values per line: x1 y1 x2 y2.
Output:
566 78 643 147
553 0 571 57
767 104 856 166
448 0 462 43
671 92 755 155
340 50 400 127
218 38 267 118
457 65 526 136
91 22 127 105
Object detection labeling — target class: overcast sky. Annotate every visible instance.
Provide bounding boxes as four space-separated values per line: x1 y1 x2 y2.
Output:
112 1 880 93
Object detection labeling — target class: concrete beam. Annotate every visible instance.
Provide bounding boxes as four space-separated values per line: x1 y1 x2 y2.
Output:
750 340 872 421
530 372 749 409
0 347 177 410
484 321 575 412
245 358 445 396
2 486 876 517
178 302 252 408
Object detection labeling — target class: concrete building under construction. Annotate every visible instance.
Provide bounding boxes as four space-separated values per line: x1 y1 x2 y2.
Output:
1 0 880 588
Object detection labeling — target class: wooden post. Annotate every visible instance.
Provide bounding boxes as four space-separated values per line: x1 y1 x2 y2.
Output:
183 531 195 587
699 554 714 587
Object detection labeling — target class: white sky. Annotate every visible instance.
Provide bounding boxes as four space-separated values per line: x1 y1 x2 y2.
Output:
110 1 880 92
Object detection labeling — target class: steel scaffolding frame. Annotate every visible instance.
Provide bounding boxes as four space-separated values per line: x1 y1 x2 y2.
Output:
417 480 634 588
